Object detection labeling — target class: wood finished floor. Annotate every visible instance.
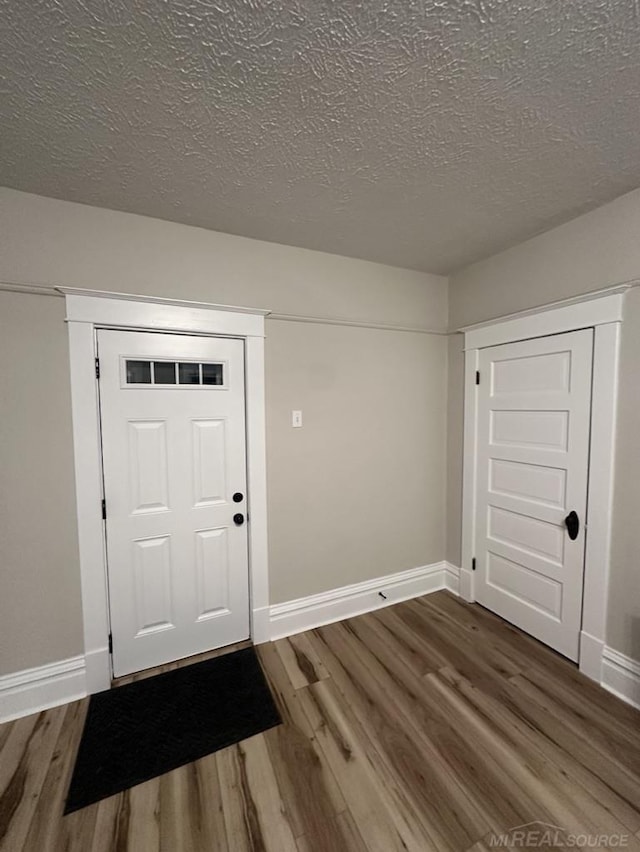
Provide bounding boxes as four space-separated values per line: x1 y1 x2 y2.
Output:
2 591 640 851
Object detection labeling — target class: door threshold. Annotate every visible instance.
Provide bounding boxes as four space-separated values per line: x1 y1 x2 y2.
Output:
111 639 253 688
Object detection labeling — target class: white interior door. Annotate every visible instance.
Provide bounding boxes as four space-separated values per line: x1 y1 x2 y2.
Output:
474 329 593 661
98 329 250 677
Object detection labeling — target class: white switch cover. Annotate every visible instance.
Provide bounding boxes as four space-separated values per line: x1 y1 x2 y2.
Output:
292 410 302 428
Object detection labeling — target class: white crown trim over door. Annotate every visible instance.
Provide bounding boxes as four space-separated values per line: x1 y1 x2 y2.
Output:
64 289 270 694
460 287 626 350
460 290 623 684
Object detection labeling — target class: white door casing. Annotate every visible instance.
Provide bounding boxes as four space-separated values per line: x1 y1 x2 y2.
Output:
460 287 624 681
98 330 250 676
64 290 269 694
474 330 593 661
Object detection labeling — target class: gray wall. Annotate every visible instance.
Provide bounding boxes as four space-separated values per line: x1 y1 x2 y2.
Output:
267 321 446 602
0 292 83 673
445 333 464 567
448 186 640 661
0 188 447 675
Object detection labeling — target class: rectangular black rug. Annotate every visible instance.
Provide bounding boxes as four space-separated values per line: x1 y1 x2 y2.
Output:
65 646 281 813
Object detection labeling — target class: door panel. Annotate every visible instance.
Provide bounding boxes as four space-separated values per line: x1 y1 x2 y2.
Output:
486 552 562 618
128 420 170 513
489 459 567 508
195 527 231 619
98 330 249 677
490 409 570 450
488 505 565 564
475 330 593 661
492 349 571 394
191 419 227 505
131 535 173 635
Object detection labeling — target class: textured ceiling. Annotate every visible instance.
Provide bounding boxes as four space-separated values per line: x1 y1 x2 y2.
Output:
1 1 640 274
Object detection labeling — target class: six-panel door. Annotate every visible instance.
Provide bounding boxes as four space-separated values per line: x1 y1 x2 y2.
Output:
98 330 250 676
474 330 593 661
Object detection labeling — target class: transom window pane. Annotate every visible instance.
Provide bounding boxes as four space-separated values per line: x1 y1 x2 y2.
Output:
124 359 224 386
153 362 177 384
202 363 224 385
178 363 201 384
126 360 151 384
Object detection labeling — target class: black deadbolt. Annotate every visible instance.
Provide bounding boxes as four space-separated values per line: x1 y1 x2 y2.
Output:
233 513 245 526
233 492 244 503
564 510 580 541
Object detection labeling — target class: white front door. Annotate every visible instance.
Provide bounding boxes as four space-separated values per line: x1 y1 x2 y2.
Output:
97 330 250 677
474 329 593 661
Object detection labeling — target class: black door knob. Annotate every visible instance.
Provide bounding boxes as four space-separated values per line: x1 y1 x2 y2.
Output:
233 492 244 503
233 513 245 526
564 510 580 541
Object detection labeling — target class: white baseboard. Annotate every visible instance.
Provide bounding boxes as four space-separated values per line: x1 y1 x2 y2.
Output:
269 561 450 641
0 561 458 720
5 579 634 723
0 655 87 723
601 647 640 710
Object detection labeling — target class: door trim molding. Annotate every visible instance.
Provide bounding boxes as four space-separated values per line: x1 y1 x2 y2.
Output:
63 290 270 694
460 286 626 350
460 291 624 682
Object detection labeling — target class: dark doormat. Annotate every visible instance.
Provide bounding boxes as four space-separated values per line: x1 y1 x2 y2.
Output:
64 646 281 813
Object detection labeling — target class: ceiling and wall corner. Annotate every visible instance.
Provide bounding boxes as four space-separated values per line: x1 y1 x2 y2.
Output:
0 187 447 328
2 0 640 275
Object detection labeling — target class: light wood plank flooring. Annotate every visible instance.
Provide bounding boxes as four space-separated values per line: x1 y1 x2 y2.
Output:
2 591 640 851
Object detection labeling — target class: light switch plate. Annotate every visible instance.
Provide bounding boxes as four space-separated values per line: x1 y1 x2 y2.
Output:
292 410 302 428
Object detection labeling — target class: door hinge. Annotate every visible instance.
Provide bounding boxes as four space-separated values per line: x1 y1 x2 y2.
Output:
472 557 476 571
475 370 480 385
101 498 107 520
95 357 101 380
108 633 113 654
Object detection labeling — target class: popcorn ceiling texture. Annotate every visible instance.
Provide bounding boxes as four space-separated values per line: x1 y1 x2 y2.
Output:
1 0 639 273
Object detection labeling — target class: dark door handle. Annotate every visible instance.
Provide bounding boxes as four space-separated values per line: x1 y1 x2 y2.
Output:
233 513 245 526
233 492 244 503
565 510 580 541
